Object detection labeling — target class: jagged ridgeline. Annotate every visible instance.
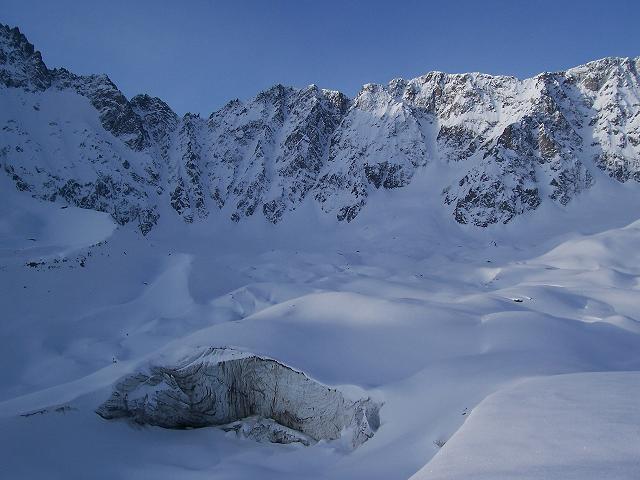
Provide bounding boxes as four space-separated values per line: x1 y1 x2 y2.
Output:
1 24 639 233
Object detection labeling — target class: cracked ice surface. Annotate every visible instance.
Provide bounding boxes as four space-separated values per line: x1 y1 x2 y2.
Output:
96 347 380 448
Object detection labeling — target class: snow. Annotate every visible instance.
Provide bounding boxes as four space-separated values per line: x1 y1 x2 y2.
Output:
1 173 640 478
2 28 640 477
0 174 116 255
411 372 640 480
5 25 639 231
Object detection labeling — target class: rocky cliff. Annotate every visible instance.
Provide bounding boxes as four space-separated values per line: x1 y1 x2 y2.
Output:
2 24 639 232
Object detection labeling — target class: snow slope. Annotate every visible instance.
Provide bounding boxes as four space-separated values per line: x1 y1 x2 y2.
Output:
411 372 640 480
2 174 640 478
0 174 115 254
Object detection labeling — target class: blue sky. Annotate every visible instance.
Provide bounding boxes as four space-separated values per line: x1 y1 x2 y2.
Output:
3 0 639 114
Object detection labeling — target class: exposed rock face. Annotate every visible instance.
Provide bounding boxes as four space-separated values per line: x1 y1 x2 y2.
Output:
314 81 428 221
204 84 349 223
130 94 179 161
168 113 208 222
0 25 50 91
1 23 639 231
52 68 151 151
96 348 381 448
0 24 163 233
566 57 640 183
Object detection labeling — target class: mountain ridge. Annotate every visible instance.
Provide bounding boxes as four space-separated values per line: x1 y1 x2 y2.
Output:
1 23 639 233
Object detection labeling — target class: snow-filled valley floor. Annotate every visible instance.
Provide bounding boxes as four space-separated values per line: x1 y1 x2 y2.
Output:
1 173 640 479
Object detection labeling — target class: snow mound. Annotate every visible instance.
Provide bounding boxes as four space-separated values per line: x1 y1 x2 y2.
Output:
536 219 640 274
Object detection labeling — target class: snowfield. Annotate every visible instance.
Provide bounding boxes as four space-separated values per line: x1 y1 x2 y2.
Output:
411 372 640 480
1 170 640 479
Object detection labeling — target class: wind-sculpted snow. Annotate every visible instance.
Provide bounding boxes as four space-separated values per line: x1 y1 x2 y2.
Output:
96 348 380 448
1 23 640 231
3 177 640 478
410 372 640 480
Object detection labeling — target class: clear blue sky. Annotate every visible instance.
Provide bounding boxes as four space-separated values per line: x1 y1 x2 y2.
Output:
3 0 639 115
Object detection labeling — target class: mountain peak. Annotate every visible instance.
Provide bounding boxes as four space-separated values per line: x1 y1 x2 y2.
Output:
0 23 50 90
1 22 639 233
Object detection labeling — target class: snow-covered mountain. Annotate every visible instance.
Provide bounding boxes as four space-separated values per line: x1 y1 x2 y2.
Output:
2 21 640 480
2 23 639 232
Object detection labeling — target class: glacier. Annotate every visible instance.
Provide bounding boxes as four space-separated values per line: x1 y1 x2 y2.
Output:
96 347 380 448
